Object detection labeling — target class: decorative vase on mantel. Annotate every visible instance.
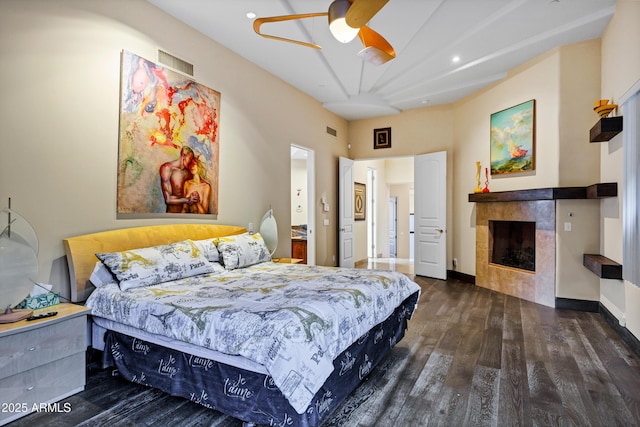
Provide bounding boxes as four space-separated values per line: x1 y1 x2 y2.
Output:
474 161 482 193
483 167 490 193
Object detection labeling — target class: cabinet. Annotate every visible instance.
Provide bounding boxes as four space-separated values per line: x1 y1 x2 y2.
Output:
291 238 307 264
0 303 89 425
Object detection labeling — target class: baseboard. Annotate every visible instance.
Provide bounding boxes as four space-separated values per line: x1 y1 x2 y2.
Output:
599 303 640 358
447 270 475 284
554 297 599 312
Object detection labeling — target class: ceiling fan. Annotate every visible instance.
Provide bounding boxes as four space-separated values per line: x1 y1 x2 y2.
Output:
253 0 395 65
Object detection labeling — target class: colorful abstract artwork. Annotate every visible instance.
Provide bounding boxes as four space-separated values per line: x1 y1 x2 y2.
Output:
117 50 220 216
490 99 535 175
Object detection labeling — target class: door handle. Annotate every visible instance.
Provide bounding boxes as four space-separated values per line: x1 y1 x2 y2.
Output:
436 228 444 234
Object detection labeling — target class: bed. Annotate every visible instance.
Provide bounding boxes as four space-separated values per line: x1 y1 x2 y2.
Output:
64 224 421 427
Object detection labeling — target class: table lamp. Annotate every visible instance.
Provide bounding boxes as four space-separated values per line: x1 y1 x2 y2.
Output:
0 199 39 323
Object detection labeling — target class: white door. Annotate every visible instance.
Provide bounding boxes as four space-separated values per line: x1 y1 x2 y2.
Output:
414 151 447 279
305 149 316 265
339 157 355 267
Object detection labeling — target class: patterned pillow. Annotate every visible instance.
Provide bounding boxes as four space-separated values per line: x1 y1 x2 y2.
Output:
192 238 220 263
215 232 271 270
96 240 216 291
89 261 117 288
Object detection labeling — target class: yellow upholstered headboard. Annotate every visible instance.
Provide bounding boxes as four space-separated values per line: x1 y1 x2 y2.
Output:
63 223 246 302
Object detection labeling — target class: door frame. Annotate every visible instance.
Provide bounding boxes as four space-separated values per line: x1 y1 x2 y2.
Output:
291 144 315 265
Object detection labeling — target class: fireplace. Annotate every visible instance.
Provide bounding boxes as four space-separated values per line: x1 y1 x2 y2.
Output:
489 220 536 271
470 184 617 309
474 199 555 307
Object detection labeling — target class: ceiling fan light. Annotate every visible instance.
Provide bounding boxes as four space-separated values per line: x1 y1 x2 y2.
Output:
328 0 359 43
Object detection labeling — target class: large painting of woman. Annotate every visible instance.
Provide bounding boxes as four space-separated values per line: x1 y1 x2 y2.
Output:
116 50 220 217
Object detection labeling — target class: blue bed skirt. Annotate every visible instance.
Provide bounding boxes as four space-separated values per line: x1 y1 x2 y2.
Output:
103 290 419 426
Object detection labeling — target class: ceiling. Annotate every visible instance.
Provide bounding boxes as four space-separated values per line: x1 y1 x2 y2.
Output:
147 0 616 121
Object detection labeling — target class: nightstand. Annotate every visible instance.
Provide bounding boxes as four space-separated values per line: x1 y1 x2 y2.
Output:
272 257 303 264
0 303 89 425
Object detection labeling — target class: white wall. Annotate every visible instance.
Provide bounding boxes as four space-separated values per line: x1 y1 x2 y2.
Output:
600 0 640 338
291 159 308 226
0 0 349 301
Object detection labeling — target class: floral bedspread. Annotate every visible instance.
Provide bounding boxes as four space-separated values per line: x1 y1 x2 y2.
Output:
86 262 421 413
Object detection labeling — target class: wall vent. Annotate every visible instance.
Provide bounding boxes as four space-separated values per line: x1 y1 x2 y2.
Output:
326 126 337 137
158 50 194 76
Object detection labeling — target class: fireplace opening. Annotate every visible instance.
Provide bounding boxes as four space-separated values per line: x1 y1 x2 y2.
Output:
489 220 535 272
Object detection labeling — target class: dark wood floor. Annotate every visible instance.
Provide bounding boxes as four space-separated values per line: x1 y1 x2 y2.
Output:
9 275 640 427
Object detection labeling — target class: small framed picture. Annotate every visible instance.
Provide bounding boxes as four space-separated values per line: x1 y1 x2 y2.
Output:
373 127 391 149
354 182 366 220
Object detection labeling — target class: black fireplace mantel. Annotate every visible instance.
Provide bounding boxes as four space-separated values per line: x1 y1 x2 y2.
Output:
468 182 617 203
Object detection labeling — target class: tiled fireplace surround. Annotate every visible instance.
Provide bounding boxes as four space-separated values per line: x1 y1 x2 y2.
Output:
471 183 617 308
476 199 555 307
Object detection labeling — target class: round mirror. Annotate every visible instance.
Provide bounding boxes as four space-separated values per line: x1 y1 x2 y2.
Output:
259 209 278 256
0 209 38 323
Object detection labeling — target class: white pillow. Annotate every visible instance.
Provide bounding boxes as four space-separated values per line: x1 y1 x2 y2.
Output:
192 238 221 263
96 239 216 291
89 261 117 287
215 233 271 270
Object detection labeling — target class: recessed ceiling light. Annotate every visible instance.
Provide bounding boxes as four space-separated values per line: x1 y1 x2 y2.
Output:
452 55 461 63
246 12 256 19
421 99 430 104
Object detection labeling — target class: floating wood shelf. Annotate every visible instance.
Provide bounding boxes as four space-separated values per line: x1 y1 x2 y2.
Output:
586 182 617 198
583 254 622 279
468 183 617 203
590 116 623 142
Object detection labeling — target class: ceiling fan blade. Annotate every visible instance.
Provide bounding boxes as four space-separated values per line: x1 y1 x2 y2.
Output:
253 13 327 49
346 0 389 28
357 25 395 65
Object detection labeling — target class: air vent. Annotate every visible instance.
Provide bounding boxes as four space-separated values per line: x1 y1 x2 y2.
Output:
158 50 194 76
326 126 337 137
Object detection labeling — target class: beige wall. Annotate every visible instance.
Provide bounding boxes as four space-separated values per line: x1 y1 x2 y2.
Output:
460 40 603 298
600 0 640 338
0 0 348 301
452 49 562 275
555 200 600 301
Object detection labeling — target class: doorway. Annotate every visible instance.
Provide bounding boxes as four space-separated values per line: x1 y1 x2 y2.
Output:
344 153 446 278
389 196 398 258
347 157 414 273
290 145 315 265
